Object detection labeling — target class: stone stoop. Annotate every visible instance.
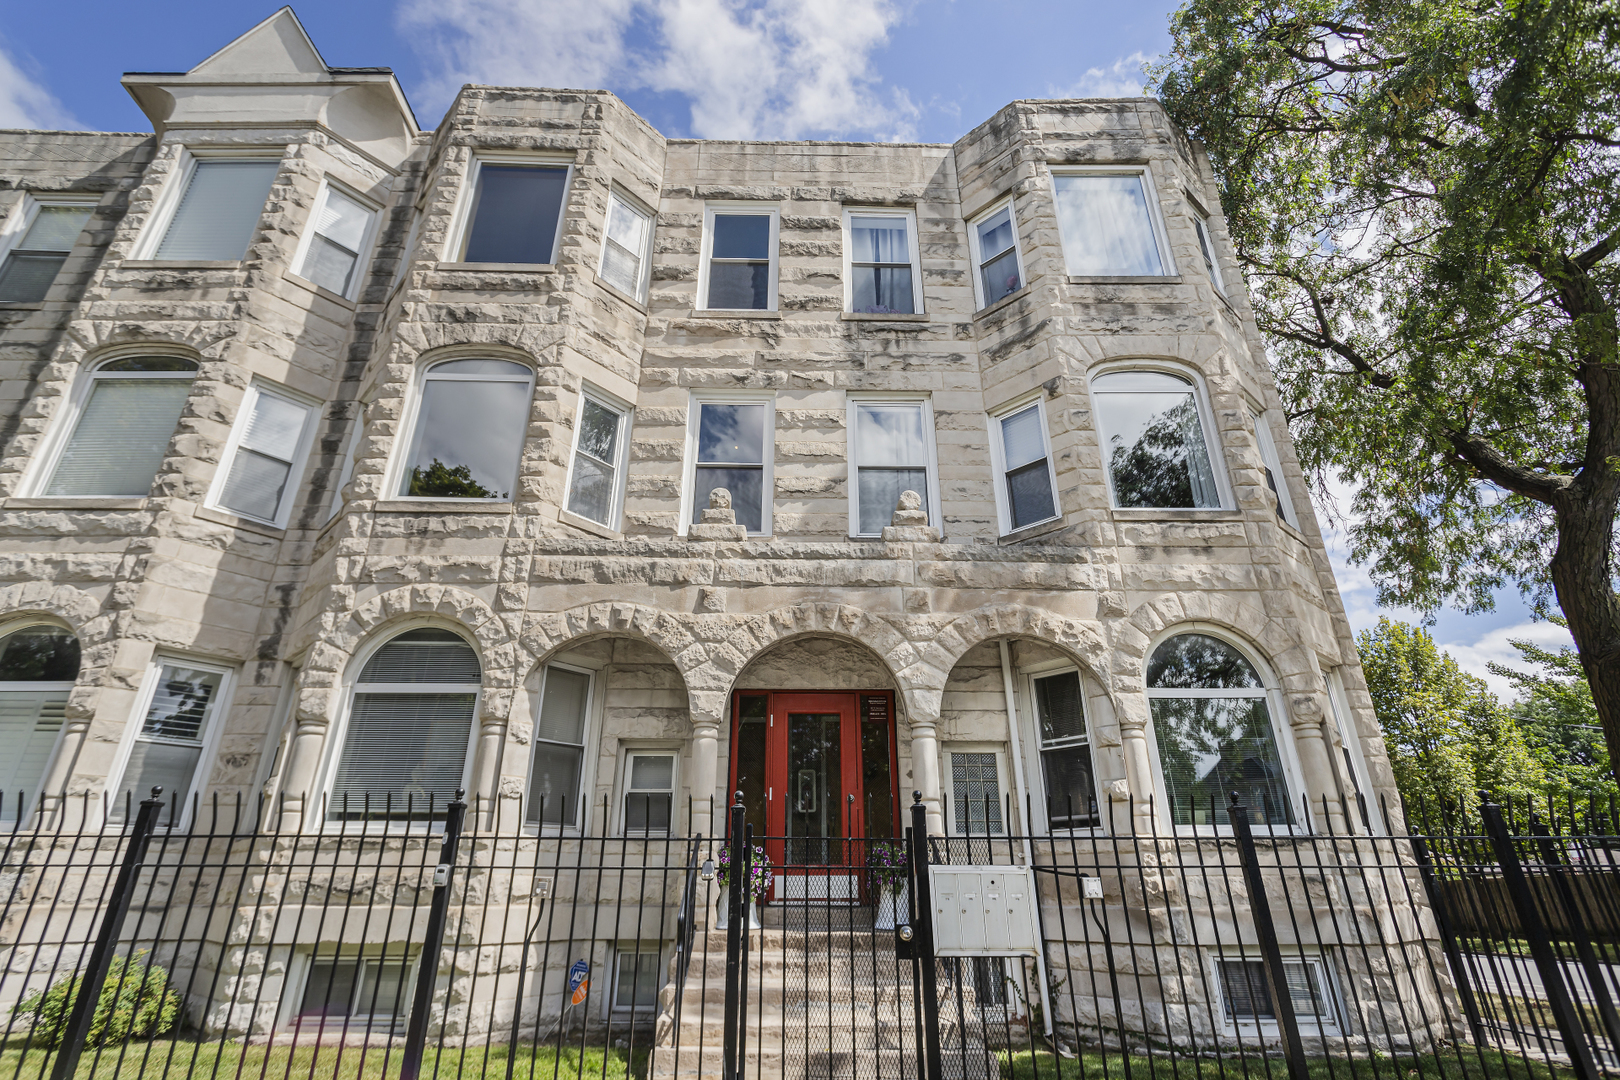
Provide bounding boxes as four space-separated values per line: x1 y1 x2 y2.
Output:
649 921 999 1079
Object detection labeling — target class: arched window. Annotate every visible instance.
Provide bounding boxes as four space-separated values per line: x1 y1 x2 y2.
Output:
1092 371 1221 509
1147 633 1294 828
41 357 198 497
331 628 479 821
0 624 79 820
398 359 532 500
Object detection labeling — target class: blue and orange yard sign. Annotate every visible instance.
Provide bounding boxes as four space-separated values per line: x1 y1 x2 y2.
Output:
566 959 589 1008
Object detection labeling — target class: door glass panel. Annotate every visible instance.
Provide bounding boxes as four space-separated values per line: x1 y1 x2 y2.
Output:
786 713 842 865
861 703 893 838
734 695 768 842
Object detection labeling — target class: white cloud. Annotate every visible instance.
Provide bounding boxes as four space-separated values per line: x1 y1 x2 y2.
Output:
1442 621 1575 700
1049 51 1154 99
397 0 915 140
0 38 77 130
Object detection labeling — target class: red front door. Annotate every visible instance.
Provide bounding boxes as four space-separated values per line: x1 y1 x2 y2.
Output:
729 691 897 896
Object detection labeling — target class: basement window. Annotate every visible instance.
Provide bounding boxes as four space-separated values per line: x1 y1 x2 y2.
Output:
296 953 413 1026
1215 956 1339 1031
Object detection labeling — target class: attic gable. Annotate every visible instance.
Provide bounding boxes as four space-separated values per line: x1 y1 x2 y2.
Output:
189 7 327 77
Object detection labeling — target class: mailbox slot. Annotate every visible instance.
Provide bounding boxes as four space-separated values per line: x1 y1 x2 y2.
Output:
928 865 1040 957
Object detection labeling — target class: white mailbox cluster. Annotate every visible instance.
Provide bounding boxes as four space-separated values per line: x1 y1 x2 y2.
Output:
929 866 1041 956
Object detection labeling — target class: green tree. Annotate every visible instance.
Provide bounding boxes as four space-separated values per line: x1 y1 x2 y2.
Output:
407 459 500 499
1489 619 1618 798
1150 0 1620 778
1356 617 1542 817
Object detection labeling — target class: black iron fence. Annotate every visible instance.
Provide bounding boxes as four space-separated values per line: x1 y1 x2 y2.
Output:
0 786 1615 1080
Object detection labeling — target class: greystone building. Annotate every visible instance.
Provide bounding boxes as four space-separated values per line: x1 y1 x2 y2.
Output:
0 7 1410 1050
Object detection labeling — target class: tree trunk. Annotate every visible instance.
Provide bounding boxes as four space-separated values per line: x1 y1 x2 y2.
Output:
1548 493 1620 783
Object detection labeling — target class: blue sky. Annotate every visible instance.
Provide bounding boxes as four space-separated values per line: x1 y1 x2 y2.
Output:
0 0 1575 691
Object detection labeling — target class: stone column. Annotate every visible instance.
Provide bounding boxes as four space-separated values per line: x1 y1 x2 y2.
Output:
275 687 331 831
38 713 89 830
909 718 945 835
689 715 721 839
1285 691 1349 834
470 697 508 830
1118 713 1158 836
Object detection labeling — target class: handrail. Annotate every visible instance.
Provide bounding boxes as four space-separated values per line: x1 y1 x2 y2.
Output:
672 833 703 1033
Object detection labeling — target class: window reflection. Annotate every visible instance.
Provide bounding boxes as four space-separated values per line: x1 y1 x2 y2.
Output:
1093 371 1220 509
694 402 767 531
401 360 531 499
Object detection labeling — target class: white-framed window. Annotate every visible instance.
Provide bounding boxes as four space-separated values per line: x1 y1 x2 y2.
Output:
0 622 79 822
598 189 654 302
1027 667 1101 830
108 657 231 827
1192 211 1225 295
683 392 775 535
328 628 480 823
0 194 96 303
34 355 198 498
396 358 533 500
527 663 594 830
944 746 1009 836
1213 953 1341 1032
1050 166 1174 277
1325 668 1383 834
1249 408 1297 526
698 205 778 311
621 750 677 836
292 951 415 1028
564 388 632 527
1146 632 1301 831
848 396 939 537
967 201 1024 309
843 208 922 315
612 946 664 1013
1091 370 1224 510
142 154 281 262
987 397 1059 535
292 181 380 300
207 382 319 526
449 156 572 265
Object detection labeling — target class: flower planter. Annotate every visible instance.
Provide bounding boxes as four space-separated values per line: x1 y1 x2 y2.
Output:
873 885 908 930
715 885 762 930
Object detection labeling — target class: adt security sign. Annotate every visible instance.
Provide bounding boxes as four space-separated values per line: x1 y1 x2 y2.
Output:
566 960 589 1008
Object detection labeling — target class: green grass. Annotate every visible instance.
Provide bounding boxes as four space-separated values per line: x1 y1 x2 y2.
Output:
0 1039 650 1080
1458 937 1620 964
994 1048 1579 1080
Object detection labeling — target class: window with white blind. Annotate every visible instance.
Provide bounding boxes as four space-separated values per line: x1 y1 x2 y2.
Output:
0 624 79 822
599 191 653 301
1051 169 1172 277
989 399 1059 534
565 392 631 527
399 359 533 500
527 664 592 829
622 751 676 836
331 628 480 822
110 659 229 826
0 197 95 303
1193 213 1225 295
968 201 1023 309
40 357 198 498
1030 669 1100 829
454 159 571 264
1249 409 1297 527
1215 956 1339 1030
294 184 378 299
849 399 936 536
1092 370 1223 510
210 383 317 526
151 158 280 262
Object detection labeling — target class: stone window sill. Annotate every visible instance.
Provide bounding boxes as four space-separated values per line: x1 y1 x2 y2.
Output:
1110 508 1243 521
195 504 287 537
841 311 929 322
437 262 556 273
6 496 148 510
0 301 44 311
1067 275 1182 285
592 276 648 313
558 508 623 539
373 498 515 514
998 515 1065 543
120 260 242 270
283 272 358 309
973 284 1032 321
689 308 781 319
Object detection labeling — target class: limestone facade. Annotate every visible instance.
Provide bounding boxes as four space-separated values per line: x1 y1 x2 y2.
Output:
0 10 1394 851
